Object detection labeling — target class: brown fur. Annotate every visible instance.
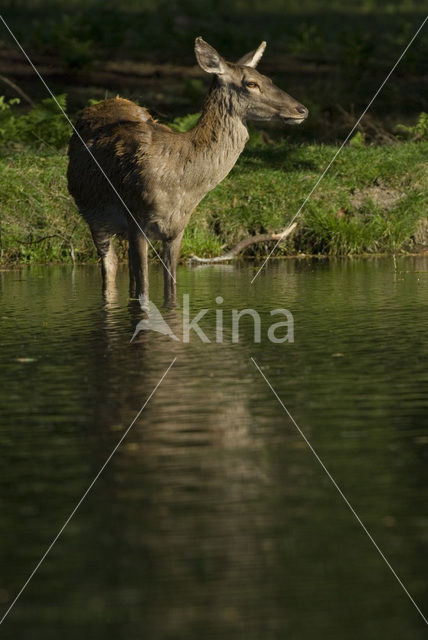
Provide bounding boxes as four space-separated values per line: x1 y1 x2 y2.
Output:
67 38 307 305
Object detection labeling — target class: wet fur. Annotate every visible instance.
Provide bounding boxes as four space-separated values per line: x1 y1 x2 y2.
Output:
67 39 307 303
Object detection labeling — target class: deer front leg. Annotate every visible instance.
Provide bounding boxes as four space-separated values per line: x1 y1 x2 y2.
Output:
162 231 184 308
90 225 118 290
128 223 149 305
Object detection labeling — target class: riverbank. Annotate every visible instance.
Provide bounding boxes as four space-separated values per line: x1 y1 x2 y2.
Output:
0 140 427 265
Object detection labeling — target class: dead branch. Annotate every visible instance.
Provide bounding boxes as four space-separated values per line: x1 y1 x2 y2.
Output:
336 104 397 144
189 222 297 263
0 74 35 107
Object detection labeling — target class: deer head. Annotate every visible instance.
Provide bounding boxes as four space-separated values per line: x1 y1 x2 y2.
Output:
195 37 308 125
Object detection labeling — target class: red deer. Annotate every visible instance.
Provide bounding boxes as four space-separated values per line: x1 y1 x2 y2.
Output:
67 38 308 306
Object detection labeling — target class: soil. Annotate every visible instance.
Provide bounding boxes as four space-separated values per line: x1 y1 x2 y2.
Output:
350 183 404 211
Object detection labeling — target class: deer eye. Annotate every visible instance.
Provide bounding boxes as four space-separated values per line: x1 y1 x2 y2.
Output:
246 81 259 90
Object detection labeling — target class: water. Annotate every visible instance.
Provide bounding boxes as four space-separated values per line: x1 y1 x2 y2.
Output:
0 256 427 639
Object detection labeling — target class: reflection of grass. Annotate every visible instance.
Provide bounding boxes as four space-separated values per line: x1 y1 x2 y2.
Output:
0 140 426 264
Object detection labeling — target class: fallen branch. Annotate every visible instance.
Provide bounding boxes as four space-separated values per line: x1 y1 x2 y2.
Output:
0 74 35 107
189 222 297 263
336 104 396 144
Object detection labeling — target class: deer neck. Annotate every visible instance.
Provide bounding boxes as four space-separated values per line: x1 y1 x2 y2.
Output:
189 82 249 185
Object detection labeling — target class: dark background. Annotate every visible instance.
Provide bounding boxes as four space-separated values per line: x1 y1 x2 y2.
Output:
1 0 428 142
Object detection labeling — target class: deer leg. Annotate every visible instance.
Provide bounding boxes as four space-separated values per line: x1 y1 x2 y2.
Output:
128 224 149 304
162 231 184 307
128 243 136 298
90 226 118 288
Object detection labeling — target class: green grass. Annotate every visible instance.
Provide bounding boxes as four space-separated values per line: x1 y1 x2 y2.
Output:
185 141 428 256
0 150 95 263
0 139 426 265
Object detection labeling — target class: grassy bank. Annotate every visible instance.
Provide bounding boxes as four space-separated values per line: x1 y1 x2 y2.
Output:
0 140 427 265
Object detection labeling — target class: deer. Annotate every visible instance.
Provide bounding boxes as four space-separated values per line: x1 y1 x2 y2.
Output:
67 38 308 307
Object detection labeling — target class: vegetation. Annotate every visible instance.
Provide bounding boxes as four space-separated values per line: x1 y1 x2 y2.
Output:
396 112 428 141
0 94 426 264
0 94 69 148
1 0 427 143
0 0 427 264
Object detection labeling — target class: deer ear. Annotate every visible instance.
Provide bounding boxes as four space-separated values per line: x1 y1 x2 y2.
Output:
195 37 229 75
237 41 267 68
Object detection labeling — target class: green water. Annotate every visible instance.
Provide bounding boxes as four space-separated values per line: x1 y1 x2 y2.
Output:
0 256 427 638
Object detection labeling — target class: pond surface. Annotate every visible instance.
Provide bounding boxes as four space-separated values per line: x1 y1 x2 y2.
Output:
0 256 427 639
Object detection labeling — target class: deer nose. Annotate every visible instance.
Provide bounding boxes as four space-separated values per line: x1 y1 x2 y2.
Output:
296 105 308 118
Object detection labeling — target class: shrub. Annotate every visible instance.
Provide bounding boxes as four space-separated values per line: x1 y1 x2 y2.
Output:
0 94 71 149
396 112 428 141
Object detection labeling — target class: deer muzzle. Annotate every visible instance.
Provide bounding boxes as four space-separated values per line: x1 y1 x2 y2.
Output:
281 103 309 125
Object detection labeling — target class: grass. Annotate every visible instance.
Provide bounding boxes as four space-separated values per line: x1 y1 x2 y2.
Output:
1 139 427 265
